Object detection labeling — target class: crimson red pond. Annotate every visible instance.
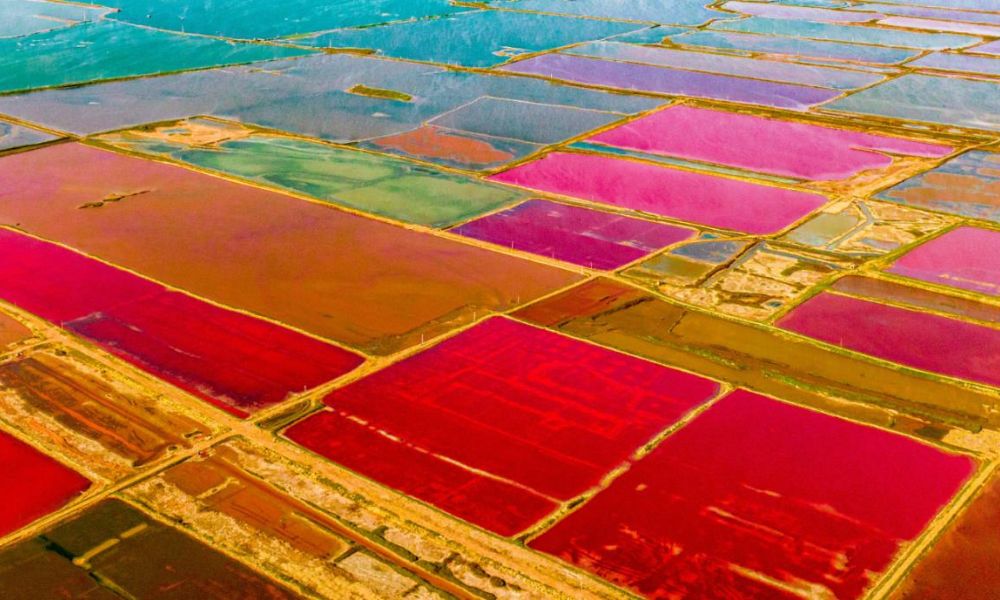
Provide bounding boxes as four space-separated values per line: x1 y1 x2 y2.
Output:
0 429 90 537
0 228 363 417
777 291 1000 388
529 390 975 599
286 317 721 535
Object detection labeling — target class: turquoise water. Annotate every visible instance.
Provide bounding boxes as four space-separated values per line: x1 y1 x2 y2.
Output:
827 74 1000 130
297 10 643 67
0 20 311 94
93 0 463 39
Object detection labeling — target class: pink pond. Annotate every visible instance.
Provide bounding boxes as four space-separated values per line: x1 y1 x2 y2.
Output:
588 105 951 181
889 226 1000 295
450 199 695 269
488 152 826 234
778 292 1000 388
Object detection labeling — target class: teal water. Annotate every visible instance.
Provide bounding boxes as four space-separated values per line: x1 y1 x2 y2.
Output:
0 20 312 94
94 0 463 39
488 0 722 26
0 0 109 38
298 10 643 67
827 74 1000 131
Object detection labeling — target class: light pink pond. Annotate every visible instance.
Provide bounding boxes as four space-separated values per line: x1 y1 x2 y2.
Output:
723 1 880 23
588 105 951 181
972 40 1000 55
488 152 826 234
499 53 839 110
889 226 1000 295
